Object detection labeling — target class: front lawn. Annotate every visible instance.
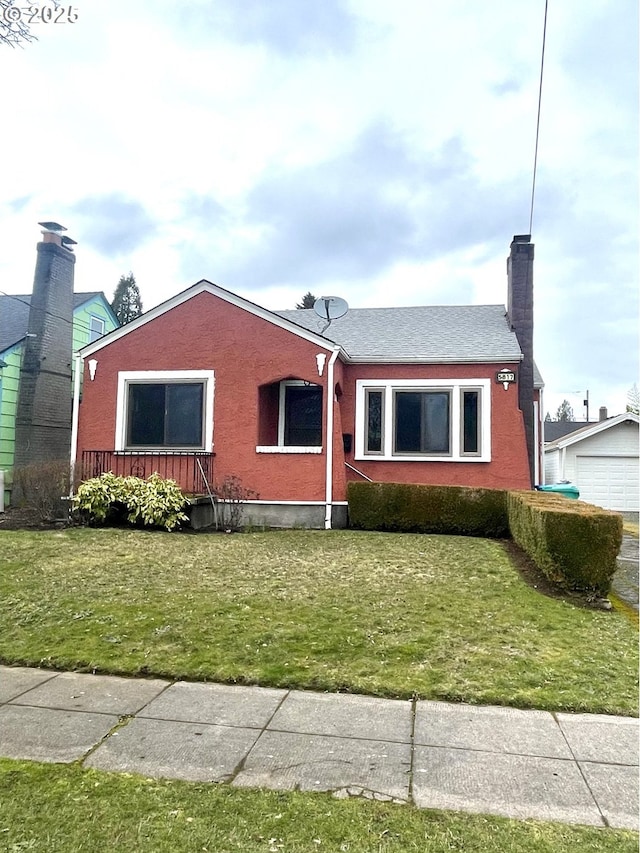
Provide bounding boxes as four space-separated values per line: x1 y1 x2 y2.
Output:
0 528 637 715
1 760 637 853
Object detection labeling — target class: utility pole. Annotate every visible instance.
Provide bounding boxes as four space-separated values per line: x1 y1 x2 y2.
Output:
583 390 590 423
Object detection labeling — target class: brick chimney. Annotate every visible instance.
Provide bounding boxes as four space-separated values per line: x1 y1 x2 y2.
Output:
506 234 535 487
13 223 76 482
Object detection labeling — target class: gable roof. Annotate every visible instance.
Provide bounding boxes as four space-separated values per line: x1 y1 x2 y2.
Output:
80 279 531 369
79 280 341 359
277 304 522 363
73 292 113 312
0 292 114 353
544 412 639 450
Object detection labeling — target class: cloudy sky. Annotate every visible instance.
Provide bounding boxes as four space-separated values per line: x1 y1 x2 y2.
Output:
1 0 637 419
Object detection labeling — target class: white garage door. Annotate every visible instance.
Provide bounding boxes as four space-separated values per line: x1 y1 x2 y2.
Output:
576 455 639 512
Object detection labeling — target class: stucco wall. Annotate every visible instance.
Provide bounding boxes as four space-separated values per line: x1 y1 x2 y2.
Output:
77 292 335 502
76 291 533 502
340 361 531 490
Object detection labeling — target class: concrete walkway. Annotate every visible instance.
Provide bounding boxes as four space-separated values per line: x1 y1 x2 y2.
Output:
612 534 639 612
1 666 638 830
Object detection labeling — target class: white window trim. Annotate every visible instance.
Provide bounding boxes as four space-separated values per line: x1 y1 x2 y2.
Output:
355 378 491 462
115 370 215 452
277 380 322 449
88 315 106 342
256 446 322 454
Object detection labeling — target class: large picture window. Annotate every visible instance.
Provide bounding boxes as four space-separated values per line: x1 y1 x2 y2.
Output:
355 379 490 462
115 370 214 452
394 390 450 454
127 383 204 447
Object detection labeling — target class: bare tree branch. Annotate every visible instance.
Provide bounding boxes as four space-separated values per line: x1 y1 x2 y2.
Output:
0 0 61 48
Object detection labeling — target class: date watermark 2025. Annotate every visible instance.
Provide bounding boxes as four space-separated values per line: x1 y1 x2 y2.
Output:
2 5 79 24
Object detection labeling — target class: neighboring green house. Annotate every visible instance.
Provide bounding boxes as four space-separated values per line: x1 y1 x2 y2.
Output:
0 292 119 506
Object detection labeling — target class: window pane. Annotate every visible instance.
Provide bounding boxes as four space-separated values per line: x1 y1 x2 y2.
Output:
284 386 322 446
394 391 450 454
366 390 383 452
89 317 105 343
463 391 479 453
395 392 422 452
166 384 204 446
128 384 165 445
423 392 450 453
127 382 204 447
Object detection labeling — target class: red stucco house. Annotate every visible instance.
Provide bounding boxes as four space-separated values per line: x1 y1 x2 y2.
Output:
72 236 543 528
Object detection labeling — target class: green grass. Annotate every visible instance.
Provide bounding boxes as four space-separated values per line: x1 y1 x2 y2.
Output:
0 528 637 714
0 760 636 853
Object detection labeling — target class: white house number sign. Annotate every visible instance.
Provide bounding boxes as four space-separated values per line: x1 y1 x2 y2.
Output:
496 370 516 390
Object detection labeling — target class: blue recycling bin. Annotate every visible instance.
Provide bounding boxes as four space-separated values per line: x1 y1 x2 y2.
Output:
535 482 580 500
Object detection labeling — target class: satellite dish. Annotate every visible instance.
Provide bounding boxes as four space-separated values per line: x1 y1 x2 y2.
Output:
313 296 349 334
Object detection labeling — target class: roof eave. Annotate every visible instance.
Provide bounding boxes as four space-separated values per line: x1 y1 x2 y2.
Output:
549 412 640 449
78 280 343 358
341 354 524 365
0 336 27 356
74 292 120 328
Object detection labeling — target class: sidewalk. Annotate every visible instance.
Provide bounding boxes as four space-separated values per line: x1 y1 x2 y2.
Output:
0 665 637 830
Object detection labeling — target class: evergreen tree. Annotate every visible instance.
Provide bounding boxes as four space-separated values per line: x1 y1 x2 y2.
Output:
544 412 552 422
111 273 143 325
295 292 317 309
626 382 640 415
554 399 575 421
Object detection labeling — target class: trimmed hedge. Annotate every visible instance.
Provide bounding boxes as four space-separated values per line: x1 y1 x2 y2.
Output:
347 482 509 538
347 481 623 594
507 490 623 595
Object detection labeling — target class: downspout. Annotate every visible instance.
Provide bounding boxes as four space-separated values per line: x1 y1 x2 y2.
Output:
539 388 545 485
69 353 82 498
324 347 340 530
533 399 540 486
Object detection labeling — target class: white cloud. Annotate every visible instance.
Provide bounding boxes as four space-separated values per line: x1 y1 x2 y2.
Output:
0 0 636 418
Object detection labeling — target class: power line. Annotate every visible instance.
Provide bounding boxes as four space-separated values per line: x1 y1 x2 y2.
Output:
0 290 112 340
529 0 549 235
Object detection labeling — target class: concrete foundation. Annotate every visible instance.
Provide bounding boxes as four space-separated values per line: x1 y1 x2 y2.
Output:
186 499 348 530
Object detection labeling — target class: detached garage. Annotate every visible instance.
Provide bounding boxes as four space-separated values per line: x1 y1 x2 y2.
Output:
544 413 639 513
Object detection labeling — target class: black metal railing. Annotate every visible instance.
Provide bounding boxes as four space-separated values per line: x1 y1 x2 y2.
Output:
81 450 214 495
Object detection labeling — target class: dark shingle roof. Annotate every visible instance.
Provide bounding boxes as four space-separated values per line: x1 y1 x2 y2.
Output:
0 292 104 353
544 421 591 443
276 304 523 363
